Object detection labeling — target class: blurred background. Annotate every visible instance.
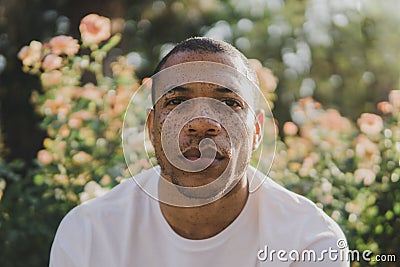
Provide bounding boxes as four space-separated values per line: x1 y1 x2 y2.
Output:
0 0 399 266
2 0 400 162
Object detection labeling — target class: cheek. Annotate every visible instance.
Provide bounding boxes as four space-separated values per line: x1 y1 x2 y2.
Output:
242 112 256 136
227 112 254 140
154 110 169 132
154 110 188 145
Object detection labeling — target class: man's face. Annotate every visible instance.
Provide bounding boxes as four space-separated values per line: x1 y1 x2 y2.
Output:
148 51 263 199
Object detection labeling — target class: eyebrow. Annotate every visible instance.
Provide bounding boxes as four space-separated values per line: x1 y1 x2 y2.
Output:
167 86 189 93
215 87 237 94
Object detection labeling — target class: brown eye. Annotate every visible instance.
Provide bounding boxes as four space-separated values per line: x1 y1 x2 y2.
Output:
166 98 186 106
222 98 242 109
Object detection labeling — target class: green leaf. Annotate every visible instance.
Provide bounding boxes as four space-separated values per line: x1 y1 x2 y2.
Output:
384 210 394 220
33 175 45 186
393 202 400 214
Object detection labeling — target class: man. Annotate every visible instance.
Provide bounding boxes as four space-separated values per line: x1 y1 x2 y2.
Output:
50 37 349 266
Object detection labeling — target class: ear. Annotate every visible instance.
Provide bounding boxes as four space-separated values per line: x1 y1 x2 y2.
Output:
146 108 155 145
252 109 264 151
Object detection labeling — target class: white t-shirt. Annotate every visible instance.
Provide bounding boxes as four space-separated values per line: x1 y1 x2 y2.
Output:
50 167 349 267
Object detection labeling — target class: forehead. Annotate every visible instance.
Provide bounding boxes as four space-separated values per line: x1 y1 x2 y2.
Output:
153 51 257 106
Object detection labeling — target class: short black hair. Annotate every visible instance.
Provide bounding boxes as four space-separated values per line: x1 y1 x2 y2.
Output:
153 37 246 74
151 37 259 105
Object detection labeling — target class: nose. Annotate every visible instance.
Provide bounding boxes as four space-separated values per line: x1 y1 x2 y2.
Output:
183 117 222 137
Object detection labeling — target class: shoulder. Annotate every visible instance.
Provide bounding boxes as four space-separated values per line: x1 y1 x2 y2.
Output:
51 175 140 242
254 175 346 250
64 166 158 218
50 167 158 265
258 177 324 215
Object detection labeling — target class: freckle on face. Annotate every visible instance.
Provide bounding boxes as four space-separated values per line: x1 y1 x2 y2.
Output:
151 52 257 196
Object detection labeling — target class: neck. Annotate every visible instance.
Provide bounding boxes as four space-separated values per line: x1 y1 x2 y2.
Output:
159 177 249 240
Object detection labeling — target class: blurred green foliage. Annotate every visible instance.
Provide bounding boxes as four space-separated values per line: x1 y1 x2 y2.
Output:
1 0 400 266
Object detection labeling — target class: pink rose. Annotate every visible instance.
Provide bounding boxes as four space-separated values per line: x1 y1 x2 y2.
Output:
58 125 70 138
249 59 278 93
377 101 393 114
70 110 93 121
40 70 63 88
54 174 69 185
42 54 63 71
43 96 70 116
68 117 82 129
299 97 322 109
72 151 93 165
355 134 380 161
37 150 53 165
79 14 111 44
81 83 103 100
283 121 298 136
49 35 80 56
322 109 352 132
357 113 383 136
18 40 43 66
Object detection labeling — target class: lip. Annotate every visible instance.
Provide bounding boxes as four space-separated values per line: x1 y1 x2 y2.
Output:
182 147 225 161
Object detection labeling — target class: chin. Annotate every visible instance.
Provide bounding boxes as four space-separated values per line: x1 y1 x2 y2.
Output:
171 168 240 200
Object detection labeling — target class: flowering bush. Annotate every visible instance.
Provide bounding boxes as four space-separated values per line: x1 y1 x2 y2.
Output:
271 93 400 263
18 12 399 266
18 14 278 205
18 13 149 203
